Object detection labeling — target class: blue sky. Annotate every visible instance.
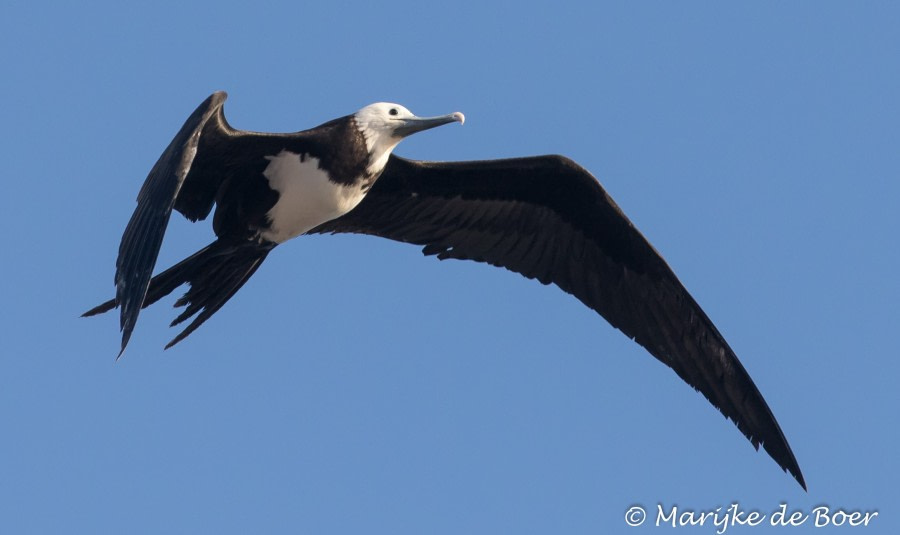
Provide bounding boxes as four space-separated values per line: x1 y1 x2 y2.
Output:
2 1 898 533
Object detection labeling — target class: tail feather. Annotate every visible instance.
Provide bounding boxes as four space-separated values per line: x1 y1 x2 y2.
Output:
165 249 269 349
82 243 221 319
82 297 117 317
84 240 274 352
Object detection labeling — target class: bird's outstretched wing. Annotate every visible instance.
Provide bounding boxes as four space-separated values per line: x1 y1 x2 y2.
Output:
111 91 233 356
312 154 805 489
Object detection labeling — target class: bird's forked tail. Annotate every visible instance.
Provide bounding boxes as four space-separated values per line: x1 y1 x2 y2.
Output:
83 240 274 352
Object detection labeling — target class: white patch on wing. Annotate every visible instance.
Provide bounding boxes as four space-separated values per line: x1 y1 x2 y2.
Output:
261 151 367 243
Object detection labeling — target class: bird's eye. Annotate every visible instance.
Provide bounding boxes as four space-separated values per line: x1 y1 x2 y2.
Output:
389 108 399 116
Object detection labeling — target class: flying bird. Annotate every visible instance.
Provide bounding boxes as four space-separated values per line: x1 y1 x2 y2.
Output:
84 91 805 489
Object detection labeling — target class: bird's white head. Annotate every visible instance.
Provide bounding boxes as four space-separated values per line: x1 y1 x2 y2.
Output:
354 102 464 174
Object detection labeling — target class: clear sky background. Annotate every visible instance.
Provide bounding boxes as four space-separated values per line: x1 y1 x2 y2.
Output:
2 1 898 533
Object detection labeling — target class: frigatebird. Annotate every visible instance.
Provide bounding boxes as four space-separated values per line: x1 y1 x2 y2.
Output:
84 91 805 489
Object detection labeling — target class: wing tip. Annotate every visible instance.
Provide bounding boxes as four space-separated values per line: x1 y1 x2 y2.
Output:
771 442 807 491
739 414 806 491
209 90 228 105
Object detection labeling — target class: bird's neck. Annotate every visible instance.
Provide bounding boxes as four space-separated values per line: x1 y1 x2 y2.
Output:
366 142 398 177
352 118 400 177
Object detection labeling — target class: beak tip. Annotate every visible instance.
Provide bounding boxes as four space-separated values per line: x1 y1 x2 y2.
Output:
453 112 465 125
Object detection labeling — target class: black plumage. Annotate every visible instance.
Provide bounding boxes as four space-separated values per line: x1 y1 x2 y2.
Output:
85 92 805 489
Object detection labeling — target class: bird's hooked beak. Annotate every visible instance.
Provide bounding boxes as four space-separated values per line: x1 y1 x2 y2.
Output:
393 111 465 138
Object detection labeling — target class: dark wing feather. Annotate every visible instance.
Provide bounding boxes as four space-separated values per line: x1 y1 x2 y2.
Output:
312 154 805 489
113 91 232 356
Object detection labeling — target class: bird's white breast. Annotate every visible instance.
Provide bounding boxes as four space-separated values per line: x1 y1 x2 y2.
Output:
261 151 367 243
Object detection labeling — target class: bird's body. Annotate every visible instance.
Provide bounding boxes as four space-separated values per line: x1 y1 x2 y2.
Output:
261 151 368 242
84 92 805 489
